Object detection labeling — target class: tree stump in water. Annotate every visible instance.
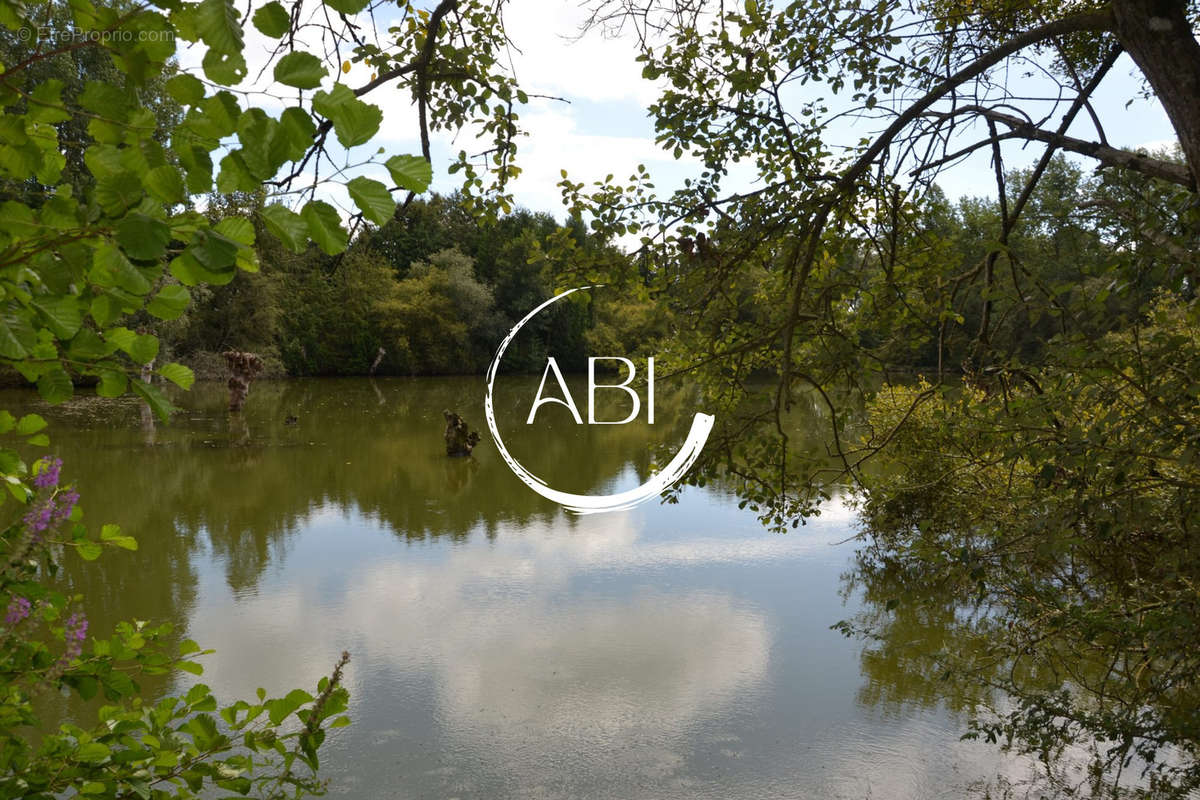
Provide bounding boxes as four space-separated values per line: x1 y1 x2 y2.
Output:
443 410 480 457
223 351 264 412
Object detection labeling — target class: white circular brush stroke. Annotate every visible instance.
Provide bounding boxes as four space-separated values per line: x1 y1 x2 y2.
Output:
485 286 715 515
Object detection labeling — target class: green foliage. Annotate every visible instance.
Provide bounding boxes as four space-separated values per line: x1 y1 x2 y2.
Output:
159 192 654 378
375 247 499 374
848 294 1200 796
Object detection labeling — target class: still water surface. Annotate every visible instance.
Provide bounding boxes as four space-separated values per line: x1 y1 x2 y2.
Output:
6 377 1039 799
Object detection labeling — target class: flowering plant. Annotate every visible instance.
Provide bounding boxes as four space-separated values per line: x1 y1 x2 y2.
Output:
1 422 350 799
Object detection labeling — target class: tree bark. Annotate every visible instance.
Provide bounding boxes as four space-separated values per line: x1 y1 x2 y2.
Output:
1112 0 1200 188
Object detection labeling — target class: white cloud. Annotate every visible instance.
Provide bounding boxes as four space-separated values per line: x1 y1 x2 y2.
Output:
503 103 689 215
1136 137 1179 154
177 508 787 790
503 2 661 108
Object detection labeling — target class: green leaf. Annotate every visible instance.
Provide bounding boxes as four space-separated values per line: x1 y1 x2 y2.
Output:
118 10 176 70
266 688 313 724
16 414 46 436
77 540 103 560
165 74 206 105
279 107 316 160
157 362 195 390
29 80 71 124
346 176 395 225
185 682 211 705
73 675 100 702
69 329 112 360
196 0 242 54
252 1 291 36
312 84 381 147
97 369 128 398
0 201 38 242
37 368 74 404
182 714 224 750
95 172 145 216
0 412 14 434
127 334 160 365
189 228 240 271
33 297 82 340
146 285 191 320
260 203 309 252
0 318 29 360
131 379 175 421
214 217 255 246
145 165 186 205
170 253 202 286
6 481 29 504
274 52 327 89
0 142 39 182
235 109 290 180
323 0 369 13
117 214 171 261
92 243 152 295
385 154 432 193
105 327 137 352
300 200 348 254
99 523 138 549
177 143 214 194
202 48 248 84
79 82 129 117
75 741 110 761
216 151 258 193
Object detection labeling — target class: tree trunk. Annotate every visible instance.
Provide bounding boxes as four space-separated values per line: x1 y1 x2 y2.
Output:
1112 0 1200 189
139 359 156 444
369 346 386 376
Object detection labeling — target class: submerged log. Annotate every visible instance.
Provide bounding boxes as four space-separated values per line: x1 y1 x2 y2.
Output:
223 351 264 412
443 410 481 457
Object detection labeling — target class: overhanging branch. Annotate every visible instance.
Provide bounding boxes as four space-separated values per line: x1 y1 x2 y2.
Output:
940 106 1193 189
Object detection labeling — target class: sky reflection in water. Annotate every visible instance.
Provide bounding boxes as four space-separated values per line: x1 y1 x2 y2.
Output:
6 378 1041 799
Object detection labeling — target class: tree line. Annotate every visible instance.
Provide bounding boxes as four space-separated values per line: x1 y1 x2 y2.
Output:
159 192 667 379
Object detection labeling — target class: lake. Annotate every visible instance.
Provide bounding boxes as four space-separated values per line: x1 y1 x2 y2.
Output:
4 376 1042 799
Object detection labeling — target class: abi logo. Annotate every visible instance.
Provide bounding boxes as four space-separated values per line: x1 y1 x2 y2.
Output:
484 286 714 514
526 356 655 425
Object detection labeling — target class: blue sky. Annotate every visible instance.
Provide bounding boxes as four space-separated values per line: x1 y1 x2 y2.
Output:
191 1 1182 229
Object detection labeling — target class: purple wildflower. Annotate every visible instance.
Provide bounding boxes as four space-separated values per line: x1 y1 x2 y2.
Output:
52 489 79 523
23 500 55 534
62 612 88 661
32 457 62 489
22 488 80 534
4 596 31 626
